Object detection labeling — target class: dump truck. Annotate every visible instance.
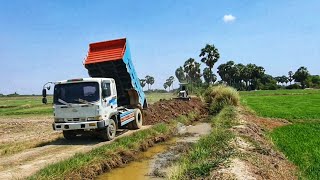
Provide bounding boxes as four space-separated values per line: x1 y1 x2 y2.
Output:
42 38 147 141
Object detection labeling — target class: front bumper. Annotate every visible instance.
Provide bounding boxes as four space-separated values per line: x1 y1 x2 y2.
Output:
53 120 105 131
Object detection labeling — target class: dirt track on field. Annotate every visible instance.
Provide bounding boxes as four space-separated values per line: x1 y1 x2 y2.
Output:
208 107 297 180
0 127 150 179
0 98 204 179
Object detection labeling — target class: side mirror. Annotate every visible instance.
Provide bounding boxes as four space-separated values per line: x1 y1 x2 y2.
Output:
102 89 111 98
42 89 47 97
42 97 47 104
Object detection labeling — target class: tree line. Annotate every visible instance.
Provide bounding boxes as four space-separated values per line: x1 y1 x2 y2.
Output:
140 43 319 91
139 75 176 92
139 75 154 90
174 44 320 91
216 62 319 90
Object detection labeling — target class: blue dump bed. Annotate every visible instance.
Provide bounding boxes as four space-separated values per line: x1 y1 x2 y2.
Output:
84 38 147 108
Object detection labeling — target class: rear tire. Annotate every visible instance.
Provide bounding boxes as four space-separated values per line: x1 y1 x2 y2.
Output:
129 109 143 129
63 130 77 140
100 119 116 141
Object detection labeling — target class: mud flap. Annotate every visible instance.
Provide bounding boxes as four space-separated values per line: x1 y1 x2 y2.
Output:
97 121 106 129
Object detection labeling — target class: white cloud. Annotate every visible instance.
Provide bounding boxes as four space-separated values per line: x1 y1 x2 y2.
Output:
223 14 236 23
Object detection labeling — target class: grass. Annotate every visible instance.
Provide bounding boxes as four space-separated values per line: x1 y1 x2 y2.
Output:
271 123 320 179
239 89 320 96
0 93 174 117
204 85 240 114
241 89 320 180
241 89 320 121
173 111 200 125
169 106 237 179
0 96 53 117
145 92 175 104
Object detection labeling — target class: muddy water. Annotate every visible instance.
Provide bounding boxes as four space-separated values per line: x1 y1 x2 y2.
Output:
97 123 211 180
97 139 176 180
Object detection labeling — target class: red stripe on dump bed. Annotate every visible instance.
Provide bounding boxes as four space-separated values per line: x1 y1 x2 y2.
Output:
85 38 126 65
120 114 134 122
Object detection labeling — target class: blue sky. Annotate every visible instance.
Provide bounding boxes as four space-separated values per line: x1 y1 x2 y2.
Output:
0 0 319 94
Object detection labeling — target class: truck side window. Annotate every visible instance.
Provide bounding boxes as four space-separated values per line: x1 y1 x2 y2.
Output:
112 84 116 96
102 81 111 97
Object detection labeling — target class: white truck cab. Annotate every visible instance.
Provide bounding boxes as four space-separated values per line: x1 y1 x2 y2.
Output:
53 78 116 129
47 77 143 140
43 38 147 141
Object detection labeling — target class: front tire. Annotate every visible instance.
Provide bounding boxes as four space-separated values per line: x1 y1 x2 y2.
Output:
129 108 143 129
100 119 116 141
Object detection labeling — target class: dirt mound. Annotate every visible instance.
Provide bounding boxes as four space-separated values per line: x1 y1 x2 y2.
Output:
143 98 205 125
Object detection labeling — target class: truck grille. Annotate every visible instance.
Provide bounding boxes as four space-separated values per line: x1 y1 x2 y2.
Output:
66 118 86 122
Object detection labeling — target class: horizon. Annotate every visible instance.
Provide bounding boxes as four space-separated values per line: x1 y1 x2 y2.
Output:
1 0 319 94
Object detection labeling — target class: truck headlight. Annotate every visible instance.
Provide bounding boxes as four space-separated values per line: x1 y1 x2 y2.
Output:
87 116 102 121
54 118 64 123
87 117 95 121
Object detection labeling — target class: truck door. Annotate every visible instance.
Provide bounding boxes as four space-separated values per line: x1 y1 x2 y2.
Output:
101 81 117 119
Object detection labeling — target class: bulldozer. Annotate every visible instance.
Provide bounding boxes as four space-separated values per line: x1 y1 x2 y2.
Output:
174 83 191 101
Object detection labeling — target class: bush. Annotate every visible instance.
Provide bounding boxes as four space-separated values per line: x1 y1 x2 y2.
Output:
203 85 240 114
261 83 278 90
286 84 301 89
144 89 167 93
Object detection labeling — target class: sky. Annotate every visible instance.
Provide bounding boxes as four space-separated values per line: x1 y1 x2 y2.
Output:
0 0 319 94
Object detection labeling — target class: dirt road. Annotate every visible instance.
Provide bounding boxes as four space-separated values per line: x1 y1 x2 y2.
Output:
0 125 150 179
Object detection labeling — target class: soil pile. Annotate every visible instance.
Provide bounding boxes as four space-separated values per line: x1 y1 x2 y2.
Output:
143 98 206 125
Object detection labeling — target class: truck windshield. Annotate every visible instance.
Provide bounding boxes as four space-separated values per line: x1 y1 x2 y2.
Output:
54 82 100 105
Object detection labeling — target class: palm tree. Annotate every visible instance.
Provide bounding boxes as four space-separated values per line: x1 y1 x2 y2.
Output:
275 76 282 85
139 79 146 90
251 65 265 89
288 71 293 85
281 75 289 86
203 67 217 84
242 64 254 89
183 58 201 83
217 61 235 86
165 76 175 91
293 66 310 88
145 75 151 90
233 63 244 89
199 44 220 84
145 75 155 90
163 82 168 91
149 76 155 89
175 66 186 83
168 76 174 90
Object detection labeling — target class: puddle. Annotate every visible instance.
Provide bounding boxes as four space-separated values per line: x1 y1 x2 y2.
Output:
97 139 176 180
97 123 211 180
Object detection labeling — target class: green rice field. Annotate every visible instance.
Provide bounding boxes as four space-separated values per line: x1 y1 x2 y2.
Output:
0 93 174 117
241 89 320 179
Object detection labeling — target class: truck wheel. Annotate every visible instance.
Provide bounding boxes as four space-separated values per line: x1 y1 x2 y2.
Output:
101 119 116 141
63 130 76 140
129 109 143 129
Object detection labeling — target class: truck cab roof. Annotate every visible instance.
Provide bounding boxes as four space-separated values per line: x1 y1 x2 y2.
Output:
56 78 114 84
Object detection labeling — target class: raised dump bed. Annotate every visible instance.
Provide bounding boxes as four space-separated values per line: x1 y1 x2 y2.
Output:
84 38 147 108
